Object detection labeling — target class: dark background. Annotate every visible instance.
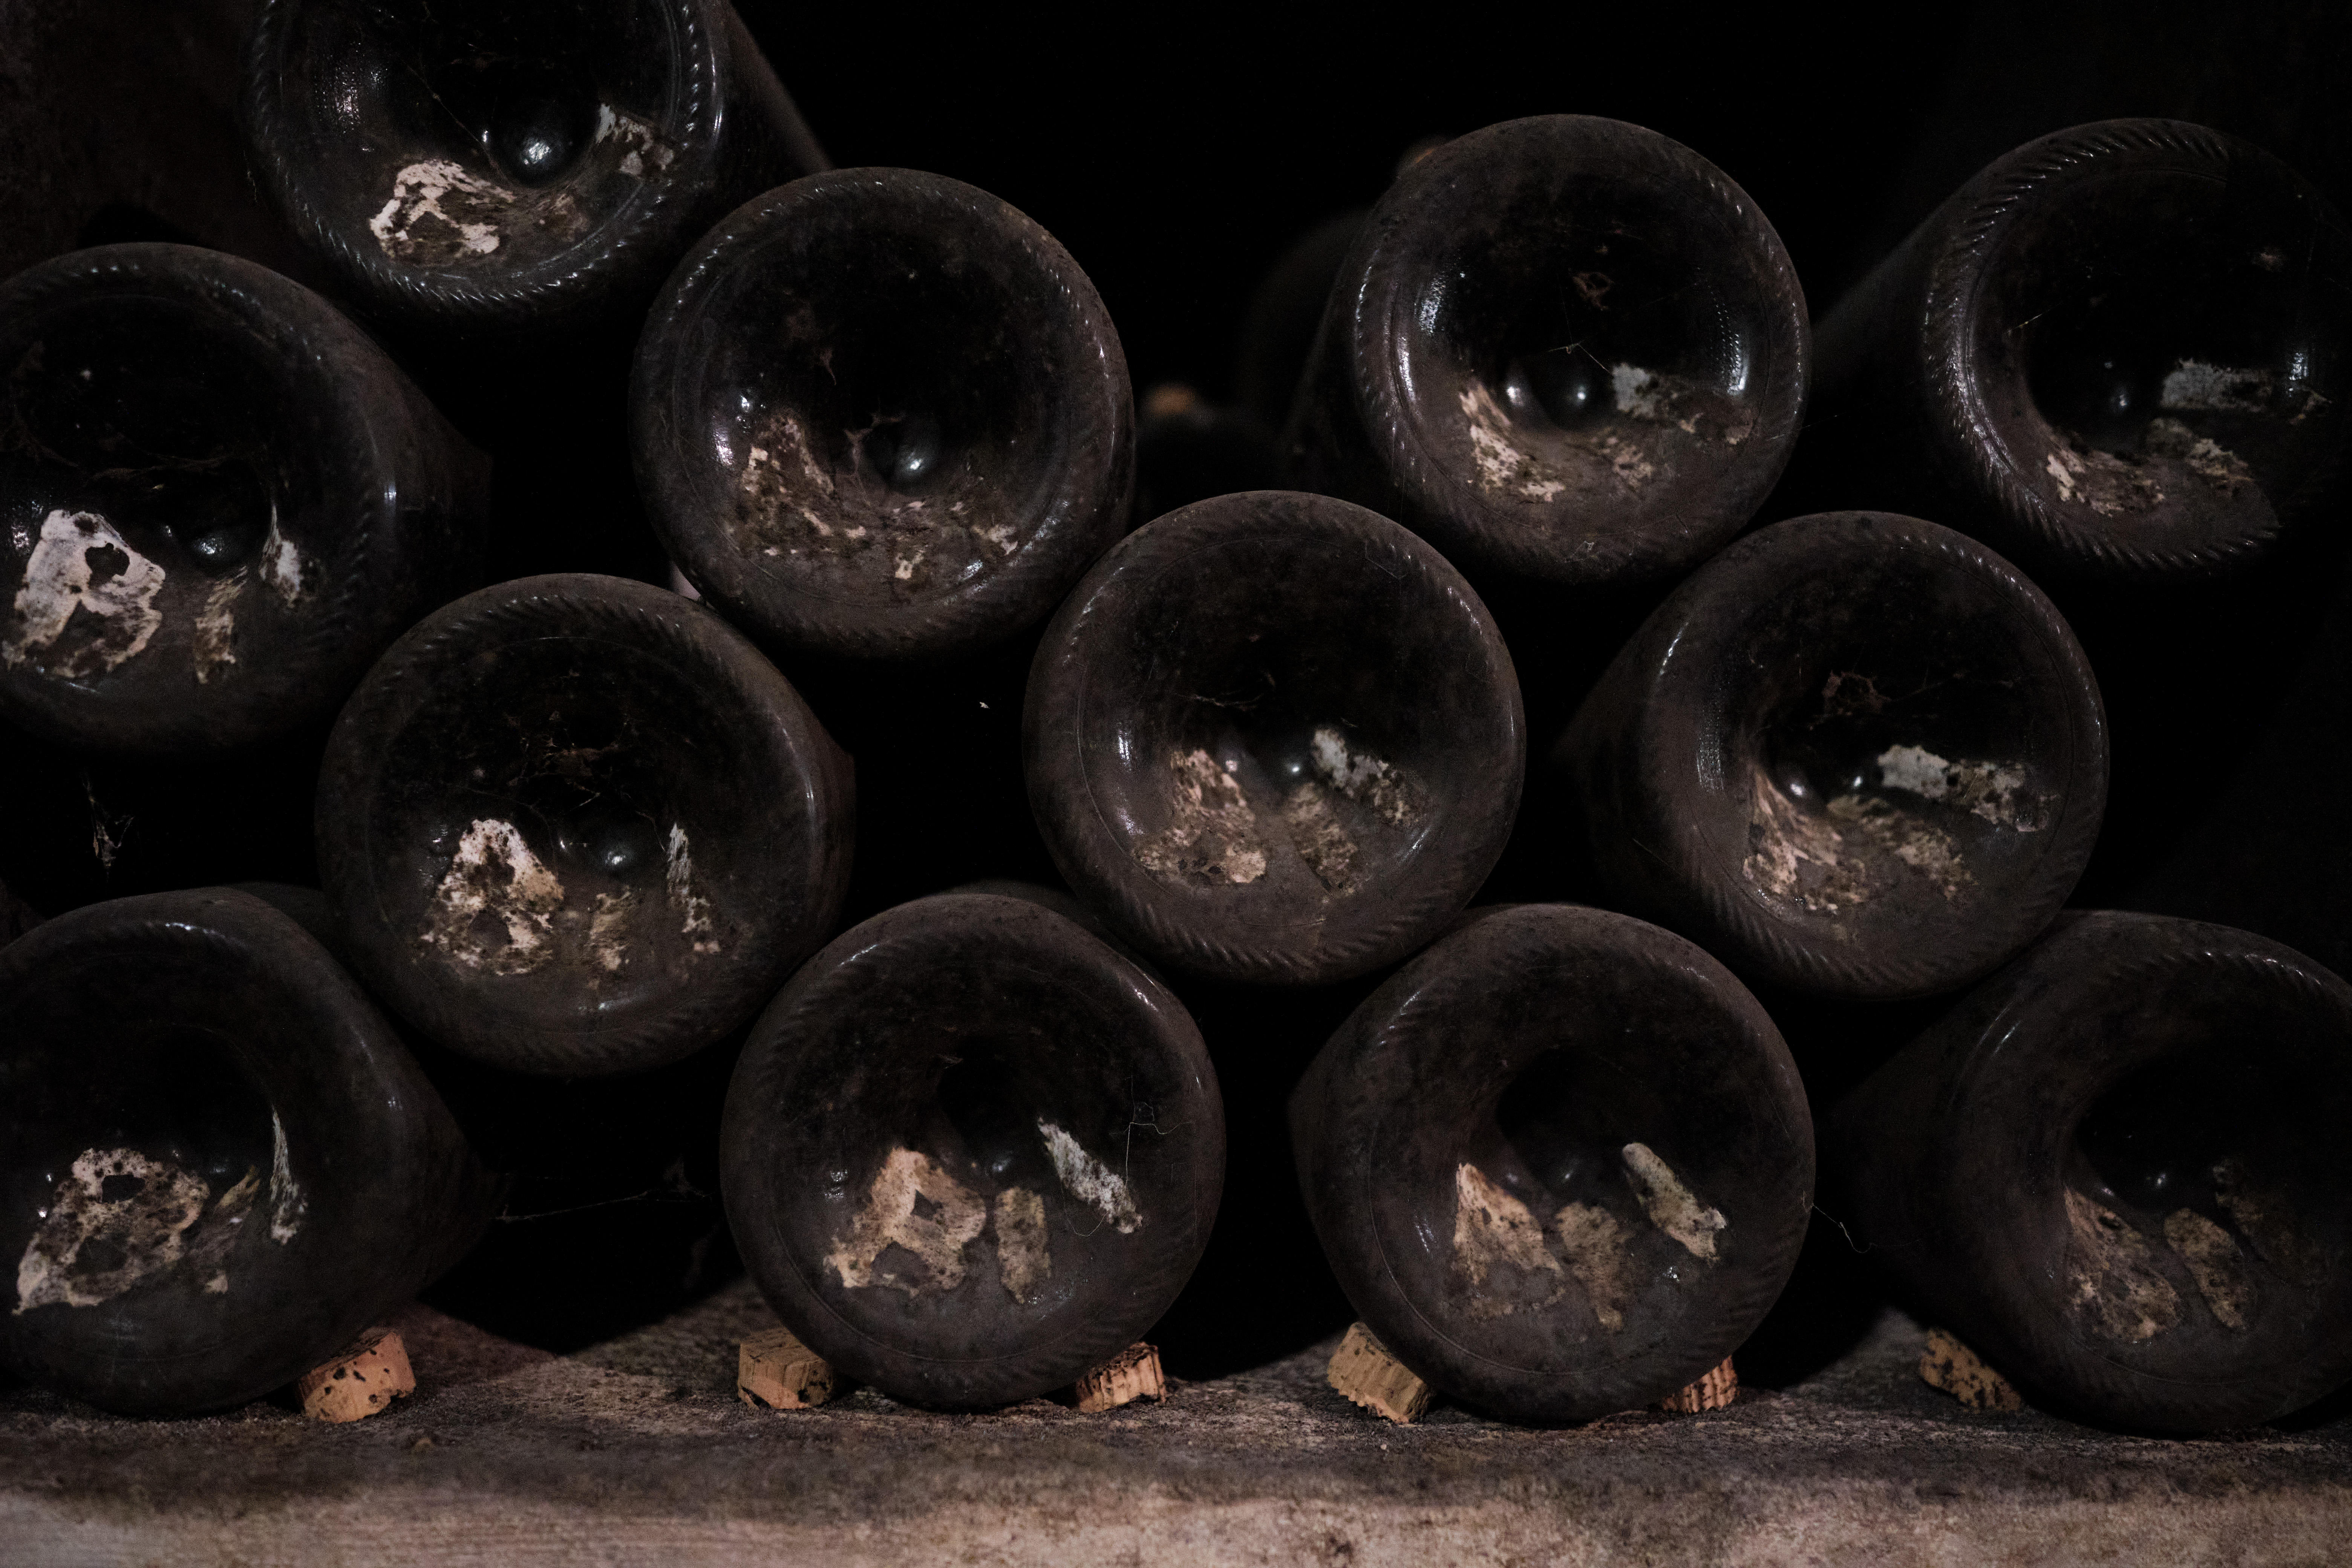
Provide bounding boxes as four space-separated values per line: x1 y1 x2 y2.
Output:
4 0 2350 1380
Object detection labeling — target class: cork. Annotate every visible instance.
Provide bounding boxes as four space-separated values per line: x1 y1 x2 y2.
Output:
296 1328 415 1423
738 1326 836 1411
1655 1356 1738 1413
1326 1321 1433 1424
1073 1343 1165 1413
1919 1327 2024 1412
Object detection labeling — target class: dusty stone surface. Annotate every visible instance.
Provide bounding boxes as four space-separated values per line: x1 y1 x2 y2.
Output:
3 1283 2349 1565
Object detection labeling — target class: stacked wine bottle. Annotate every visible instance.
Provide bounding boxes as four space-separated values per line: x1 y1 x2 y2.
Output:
2 0 2346 1441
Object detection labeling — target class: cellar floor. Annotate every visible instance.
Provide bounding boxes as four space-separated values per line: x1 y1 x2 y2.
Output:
4 1282 2347 1566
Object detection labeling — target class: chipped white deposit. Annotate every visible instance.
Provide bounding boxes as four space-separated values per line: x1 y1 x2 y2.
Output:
2065 1189 2181 1342
1620 1142 1725 1260
2163 1208 2253 1331
1135 749 1270 885
1873 745 2036 828
1450 1164 1565 1318
419 819 567 974
266 1111 305 1245
259 521 306 602
594 104 675 180
2159 360 2275 414
4 509 167 677
1446 1163 1632 1331
1461 382 1567 502
664 825 720 954
370 160 506 261
826 1148 987 1295
992 1187 1051 1304
193 577 240 684
1038 1119 1141 1234
589 890 635 975
15 1149 212 1314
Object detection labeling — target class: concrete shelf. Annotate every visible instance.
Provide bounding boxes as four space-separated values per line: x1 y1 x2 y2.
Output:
6 1281 2346 1565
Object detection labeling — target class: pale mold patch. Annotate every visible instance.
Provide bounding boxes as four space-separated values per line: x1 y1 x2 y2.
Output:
420 819 567 974
1873 745 2038 830
370 160 507 263
974 523 1019 554
1281 782 1357 891
2064 1188 2182 1342
992 1187 1051 1304
1308 727 1417 826
193 576 240 684
258 518 306 603
1134 748 1270 885
663 825 720 954
1620 1142 1725 1260
2147 417 2255 493
4 509 167 678
266 1111 305 1245
1552 1201 1633 1333
589 890 635 975
2163 1208 2254 1330
826 1148 987 1295
2160 360 2275 414
1460 383 1567 502
593 104 676 180
15 1149 210 1314
1038 1119 1141 1234
1449 1163 1565 1319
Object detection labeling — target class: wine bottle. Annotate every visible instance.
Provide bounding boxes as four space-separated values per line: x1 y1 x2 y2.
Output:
0 887 494 1416
1283 114 1810 588
632 168 1133 663
1024 489 1524 986
1557 510 2108 999
721 891 1223 1408
315 573 855 1076
0 243 487 755
1291 902 1813 1423
1793 120 2352 580
242 0 826 346
1829 911 2352 1433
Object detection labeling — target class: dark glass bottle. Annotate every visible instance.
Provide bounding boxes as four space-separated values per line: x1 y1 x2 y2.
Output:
1793 120 2352 580
1829 911 2352 1433
1292 902 1813 1423
0 888 495 1416
1558 511 2108 999
315 573 855 1076
0 243 487 755
721 891 1223 1408
242 0 826 345
632 168 1133 663
1025 489 1524 986
1283 114 1810 588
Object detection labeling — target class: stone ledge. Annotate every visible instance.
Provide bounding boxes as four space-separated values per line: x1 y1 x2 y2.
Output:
3 1282 2346 1566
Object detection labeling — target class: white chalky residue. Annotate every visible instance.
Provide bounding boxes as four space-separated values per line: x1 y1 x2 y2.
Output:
420 818 567 973
1874 745 2037 829
259 521 305 603
1620 1142 1726 1260
193 577 240 684
893 551 924 581
589 890 634 974
2160 360 2275 414
266 1110 305 1245
826 1148 987 1294
992 1187 1051 1305
593 104 676 179
975 523 1019 554
1459 383 1566 502
369 160 505 259
664 825 720 954
1308 726 1416 825
1038 1119 1141 1234
1612 363 1666 420
14 1148 210 1314
4 510 167 677
1450 1163 1565 1318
